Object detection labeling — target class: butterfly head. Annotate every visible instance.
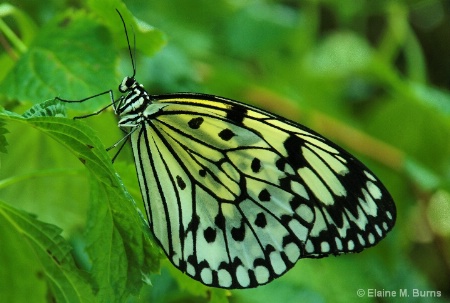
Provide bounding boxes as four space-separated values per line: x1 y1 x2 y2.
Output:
119 76 137 93
115 75 150 118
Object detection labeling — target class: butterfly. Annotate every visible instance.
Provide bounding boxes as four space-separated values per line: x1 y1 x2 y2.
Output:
59 10 396 289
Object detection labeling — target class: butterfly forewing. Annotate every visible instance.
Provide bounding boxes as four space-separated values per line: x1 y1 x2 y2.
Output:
123 91 395 288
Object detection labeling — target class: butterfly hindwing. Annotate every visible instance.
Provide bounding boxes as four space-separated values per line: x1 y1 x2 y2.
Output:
129 93 395 288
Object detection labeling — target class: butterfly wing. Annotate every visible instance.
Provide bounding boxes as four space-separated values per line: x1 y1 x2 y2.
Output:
130 93 396 288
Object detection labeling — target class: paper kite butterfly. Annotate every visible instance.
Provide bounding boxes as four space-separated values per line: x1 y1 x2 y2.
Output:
59 10 396 289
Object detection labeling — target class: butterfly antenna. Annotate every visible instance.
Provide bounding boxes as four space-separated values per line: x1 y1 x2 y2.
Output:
116 9 136 78
133 27 137 75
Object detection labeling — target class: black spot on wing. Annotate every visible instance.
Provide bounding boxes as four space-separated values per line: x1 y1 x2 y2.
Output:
254 212 267 228
176 175 186 189
218 129 235 141
225 104 247 125
215 213 226 230
258 189 271 202
188 117 204 129
204 227 217 243
251 158 261 173
231 221 246 241
278 177 291 191
199 169 207 177
283 135 306 170
186 215 200 234
275 158 287 171
265 244 276 254
289 196 301 211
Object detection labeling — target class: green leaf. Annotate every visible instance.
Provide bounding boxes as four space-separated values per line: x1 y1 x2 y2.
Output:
368 97 450 172
0 200 95 303
87 0 167 57
0 103 162 302
0 10 117 111
225 2 297 59
303 32 373 78
84 173 162 302
0 104 90 233
22 98 67 118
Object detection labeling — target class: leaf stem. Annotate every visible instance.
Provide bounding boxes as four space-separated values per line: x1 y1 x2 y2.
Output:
0 17 27 55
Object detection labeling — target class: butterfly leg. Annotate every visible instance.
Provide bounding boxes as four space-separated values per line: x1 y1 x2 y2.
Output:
55 90 120 119
106 127 141 163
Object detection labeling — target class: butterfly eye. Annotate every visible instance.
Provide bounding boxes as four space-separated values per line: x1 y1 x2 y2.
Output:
118 76 136 93
126 77 135 87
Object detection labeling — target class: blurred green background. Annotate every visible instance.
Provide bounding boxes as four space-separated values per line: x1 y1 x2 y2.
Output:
0 0 449 302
